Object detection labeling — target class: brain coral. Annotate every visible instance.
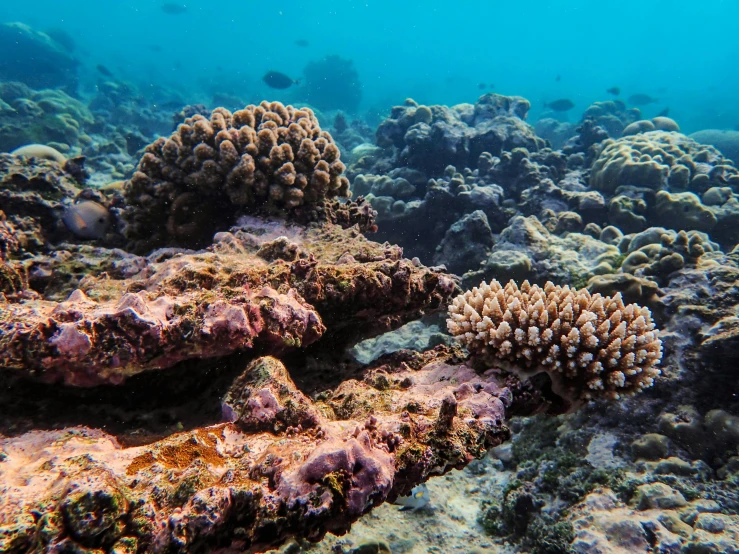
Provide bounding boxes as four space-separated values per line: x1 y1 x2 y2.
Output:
590 131 739 194
447 279 663 402
123 101 350 250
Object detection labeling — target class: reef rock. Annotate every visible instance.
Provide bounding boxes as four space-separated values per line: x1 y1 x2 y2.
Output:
0 217 454 385
0 23 79 91
123 102 351 251
0 349 519 554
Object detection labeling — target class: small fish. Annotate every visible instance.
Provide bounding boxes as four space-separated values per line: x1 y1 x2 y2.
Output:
149 44 163 52
656 107 670 117
544 98 575 112
96 64 113 78
161 3 187 15
555 74 561 82
62 201 111 240
489 83 495 89
627 94 658 106
606 86 620 96
478 83 486 90
100 181 126 194
295 39 309 47
262 71 300 90
393 483 430 512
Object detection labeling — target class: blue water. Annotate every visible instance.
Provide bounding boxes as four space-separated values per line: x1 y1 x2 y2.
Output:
2 0 738 132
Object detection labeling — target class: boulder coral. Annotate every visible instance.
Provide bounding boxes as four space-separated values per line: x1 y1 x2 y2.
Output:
123 101 351 251
374 94 546 175
590 131 739 194
447 279 663 403
0 82 93 154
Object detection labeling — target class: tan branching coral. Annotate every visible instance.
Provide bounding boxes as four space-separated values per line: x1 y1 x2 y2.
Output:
447 279 663 401
123 101 351 250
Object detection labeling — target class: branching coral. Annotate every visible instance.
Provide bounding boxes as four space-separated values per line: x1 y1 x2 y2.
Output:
447 279 663 402
123 101 351 251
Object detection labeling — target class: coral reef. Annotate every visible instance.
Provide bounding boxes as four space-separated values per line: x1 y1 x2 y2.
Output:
622 115 680 136
537 100 640 152
0 81 93 153
463 215 621 289
1 217 452 384
590 130 739 195
0 210 28 295
477 413 739 554
89 80 177 136
123 102 351 251
0 23 79 91
374 95 546 176
533 117 575 150
581 100 641 138
302 56 363 113
0 153 86 249
448 279 663 403
690 129 739 164
433 210 495 275
329 112 374 157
